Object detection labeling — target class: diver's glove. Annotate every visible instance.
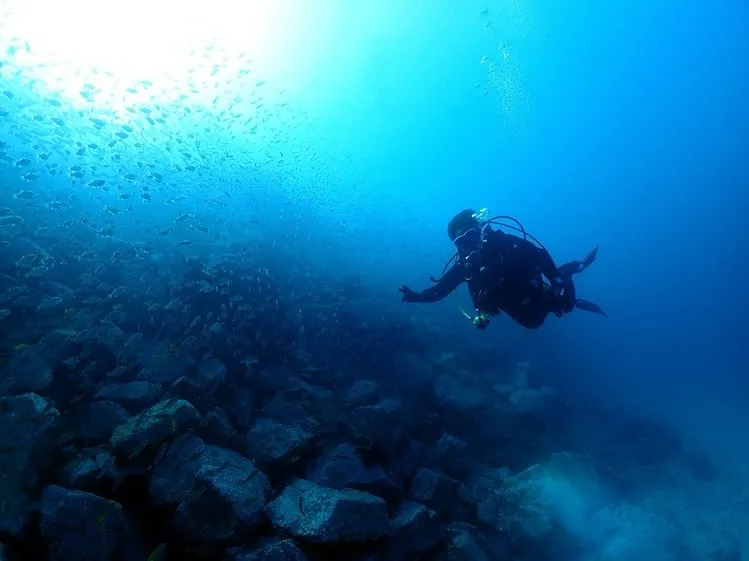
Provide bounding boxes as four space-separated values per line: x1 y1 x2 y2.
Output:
398 285 421 303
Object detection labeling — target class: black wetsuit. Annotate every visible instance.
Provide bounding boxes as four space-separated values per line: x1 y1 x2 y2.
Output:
408 228 580 328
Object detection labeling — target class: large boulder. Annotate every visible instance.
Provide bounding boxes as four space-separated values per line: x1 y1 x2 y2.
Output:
587 503 680 561
40 485 124 561
172 447 271 549
220 386 255 431
109 398 200 458
192 358 227 389
385 502 446 561
73 400 130 444
476 453 605 541
223 539 310 561
58 448 121 492
432 375 491 414
427 433 472 480
343 380 381 408
306 443 401 503
389 440 427 489
150 433 207 507
265 479 388 543
409 469 460 517
0 349 52 395
390 352 435 391
246 418 317 471
507 386 555 415
198 406 241 449
439 523 491 561
0 393 60 538
95 381 162 414
349 398 407 455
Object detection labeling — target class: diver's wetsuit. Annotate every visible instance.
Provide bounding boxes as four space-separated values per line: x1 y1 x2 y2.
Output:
406 228 589 329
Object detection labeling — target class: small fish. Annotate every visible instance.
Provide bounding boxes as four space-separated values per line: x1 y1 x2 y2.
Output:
152 442 169 467
56 430 76 445
0 309 9 320
32 414 56 436
147 544 167 561
128 440 150 459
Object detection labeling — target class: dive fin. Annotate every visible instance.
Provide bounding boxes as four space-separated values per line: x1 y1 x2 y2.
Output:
580 245 599 271
575 298 609 318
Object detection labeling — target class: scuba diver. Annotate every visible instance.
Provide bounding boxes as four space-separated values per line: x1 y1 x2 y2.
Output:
398 209 608 330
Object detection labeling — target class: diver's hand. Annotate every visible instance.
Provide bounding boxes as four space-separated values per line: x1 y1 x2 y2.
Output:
398 285 420 303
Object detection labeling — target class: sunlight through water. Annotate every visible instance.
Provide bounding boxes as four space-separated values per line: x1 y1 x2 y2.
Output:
0 0 302 114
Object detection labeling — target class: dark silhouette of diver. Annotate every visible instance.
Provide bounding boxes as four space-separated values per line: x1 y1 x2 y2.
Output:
398 209 608 329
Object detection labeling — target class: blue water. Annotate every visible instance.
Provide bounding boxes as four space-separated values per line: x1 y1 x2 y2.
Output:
1 0 748 559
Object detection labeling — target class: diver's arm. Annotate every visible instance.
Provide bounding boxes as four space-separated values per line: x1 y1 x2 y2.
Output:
400 263 466 303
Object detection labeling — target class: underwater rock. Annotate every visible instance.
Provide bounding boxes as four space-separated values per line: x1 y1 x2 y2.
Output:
491 361 530 395
475 464 549 537
192 358 227 389
476 453 608 543
265 479 388 543
0 348 52 395
409 468 460 517
343 379 381 408
475 456 602 544
261 394 325 432
391 352 435 391
439 523 490 561
588 502 681 561
150 433 207 507
58 448 121 492
306 443 401 503
245 365 296 393
362 465 402 504
40 485 124 561
246 418 316 471
0 393 60 538
306 443 369 487
220 386 255 431
384 501 446 561
171 446 271 549
428 433 472 480
137 350 191 384
432 375 491 414
389 440 427 488
109 398 200 458
508 386 555 415
460 466 510 507
95 381 162 414
349 398 406 455
198 406 240 448
284 378 334 405
74 400 131 443
223 539 310 561
169 377 209 406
